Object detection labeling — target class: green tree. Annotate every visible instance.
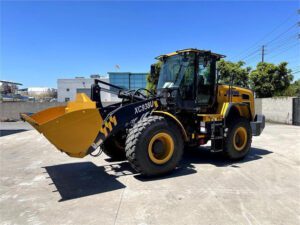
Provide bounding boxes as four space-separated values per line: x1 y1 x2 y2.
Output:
293 79 300 96
217 60 251 88
250 62 293 98
146 61 161 93
281 79 300 97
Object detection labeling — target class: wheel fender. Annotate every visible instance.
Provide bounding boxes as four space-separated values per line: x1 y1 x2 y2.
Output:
152 111 188 141
224 103 253 121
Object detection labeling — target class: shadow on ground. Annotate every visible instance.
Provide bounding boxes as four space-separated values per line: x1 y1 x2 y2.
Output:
44 147 272 201
44 162 127 202
135 147 272 181
181 147 273 168
0 129 29 137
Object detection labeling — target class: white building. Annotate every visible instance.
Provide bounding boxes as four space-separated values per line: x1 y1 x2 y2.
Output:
57 75 116 102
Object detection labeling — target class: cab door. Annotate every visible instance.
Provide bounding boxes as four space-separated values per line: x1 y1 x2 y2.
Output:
196 56 216 106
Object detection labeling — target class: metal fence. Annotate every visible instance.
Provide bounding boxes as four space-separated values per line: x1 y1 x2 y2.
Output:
292 98 300 126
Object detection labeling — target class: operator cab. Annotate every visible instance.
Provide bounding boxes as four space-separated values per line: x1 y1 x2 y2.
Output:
154 48 225 112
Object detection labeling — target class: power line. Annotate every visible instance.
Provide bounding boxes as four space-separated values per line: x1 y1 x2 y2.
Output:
267 33 299 46
243 52 261 62
246 43 299 64
267 34 299 50
263 23 298 46
267 42 300 60
237 22 298 61
264 32 299 59
240 48 260 61
268 40 298 53
244 55 261 65
270 41 299 55
233 12 296 60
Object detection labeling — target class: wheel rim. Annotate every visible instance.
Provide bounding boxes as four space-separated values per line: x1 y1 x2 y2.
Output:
233 127 247 151
148 132 174 165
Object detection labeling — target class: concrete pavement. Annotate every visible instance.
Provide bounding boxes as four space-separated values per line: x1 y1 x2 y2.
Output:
0 123 299 225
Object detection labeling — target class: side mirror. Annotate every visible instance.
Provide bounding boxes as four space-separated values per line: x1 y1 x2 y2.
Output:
150 64 156 77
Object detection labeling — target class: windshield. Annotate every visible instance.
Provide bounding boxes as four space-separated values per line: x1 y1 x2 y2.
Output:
157 54 195 89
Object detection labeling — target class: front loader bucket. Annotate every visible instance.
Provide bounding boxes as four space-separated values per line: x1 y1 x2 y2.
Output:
21 93 103 158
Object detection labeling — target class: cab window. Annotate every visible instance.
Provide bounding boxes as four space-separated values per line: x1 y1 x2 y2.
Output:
197 57 214 105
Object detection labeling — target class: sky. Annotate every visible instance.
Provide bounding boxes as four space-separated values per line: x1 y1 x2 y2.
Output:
1 1 299 88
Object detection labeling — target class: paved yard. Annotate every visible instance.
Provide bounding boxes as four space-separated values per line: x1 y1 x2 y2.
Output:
0 122 299 225
0 121 32 137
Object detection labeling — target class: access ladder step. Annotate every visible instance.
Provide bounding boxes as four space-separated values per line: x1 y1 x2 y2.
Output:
210 148 223 153
211 136 223 140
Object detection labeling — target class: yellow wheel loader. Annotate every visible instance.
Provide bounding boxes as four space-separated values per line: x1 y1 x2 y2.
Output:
21 49 265 176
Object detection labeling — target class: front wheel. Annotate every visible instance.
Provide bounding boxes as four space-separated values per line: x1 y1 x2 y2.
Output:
125 116 184 176
223 117 252 160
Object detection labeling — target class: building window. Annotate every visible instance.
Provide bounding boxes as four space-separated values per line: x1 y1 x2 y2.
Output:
65 97 70 102
66 88 70 92
108 72 147 91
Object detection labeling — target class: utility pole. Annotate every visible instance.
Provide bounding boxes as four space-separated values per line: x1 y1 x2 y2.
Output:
261 45 265 63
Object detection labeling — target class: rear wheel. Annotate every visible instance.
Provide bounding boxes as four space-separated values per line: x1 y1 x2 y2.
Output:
102 133 126 160
223 117 252 160
125 116 184 176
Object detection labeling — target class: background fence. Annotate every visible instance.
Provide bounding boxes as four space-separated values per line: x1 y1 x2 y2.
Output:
0 102 114 121
292 98 300 125
255 97 299 125
1 97 299 125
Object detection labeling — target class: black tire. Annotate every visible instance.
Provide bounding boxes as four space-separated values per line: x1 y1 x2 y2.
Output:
125 116 184 176
223 117 252 160
102 134 126 160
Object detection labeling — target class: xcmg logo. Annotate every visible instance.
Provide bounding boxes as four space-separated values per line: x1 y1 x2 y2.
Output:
134 101 154 114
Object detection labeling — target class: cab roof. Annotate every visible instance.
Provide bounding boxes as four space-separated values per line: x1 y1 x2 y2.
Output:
156 48 226 60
